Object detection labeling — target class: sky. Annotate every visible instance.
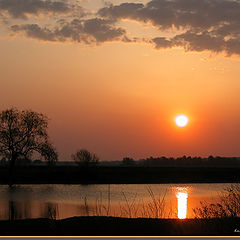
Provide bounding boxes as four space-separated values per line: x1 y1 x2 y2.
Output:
1 0 240 161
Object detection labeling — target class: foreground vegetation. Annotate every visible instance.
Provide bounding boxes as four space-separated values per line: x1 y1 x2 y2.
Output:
193 184 240 218
1 216 240 235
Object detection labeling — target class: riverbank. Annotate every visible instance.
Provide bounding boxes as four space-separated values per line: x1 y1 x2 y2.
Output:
1 166 240 184
1 216 240 235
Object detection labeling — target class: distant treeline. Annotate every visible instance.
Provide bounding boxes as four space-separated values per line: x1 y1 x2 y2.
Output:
107 156 240 167
133 155 240 167
1 155 240 167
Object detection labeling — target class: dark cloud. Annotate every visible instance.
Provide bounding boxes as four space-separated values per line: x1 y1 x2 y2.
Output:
99 0 240 55
173 31 225 53
11 24 57 41
99 0 240 30
152 30 240 55
153 31 225 51
99 3 144 21
0 0 82 19
152 37 173 49
11 18 127 43
6 0 240 55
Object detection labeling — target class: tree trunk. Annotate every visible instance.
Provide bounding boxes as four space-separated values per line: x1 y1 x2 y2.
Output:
8 154 16 187
9 200 15 221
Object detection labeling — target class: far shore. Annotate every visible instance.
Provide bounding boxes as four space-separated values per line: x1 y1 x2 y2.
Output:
0 166 240 184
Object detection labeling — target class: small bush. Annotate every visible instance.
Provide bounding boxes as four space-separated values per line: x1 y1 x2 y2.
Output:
193 184 240 218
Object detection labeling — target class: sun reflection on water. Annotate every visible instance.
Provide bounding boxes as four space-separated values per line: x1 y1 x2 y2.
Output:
175 187 188 219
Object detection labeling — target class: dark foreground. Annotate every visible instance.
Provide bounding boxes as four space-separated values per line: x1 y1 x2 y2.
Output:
1 216 240 236
1 166 240 184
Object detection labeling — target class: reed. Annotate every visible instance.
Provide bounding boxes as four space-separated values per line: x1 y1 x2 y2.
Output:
82 186 169 219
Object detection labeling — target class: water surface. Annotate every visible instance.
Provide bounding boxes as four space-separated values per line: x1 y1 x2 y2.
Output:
0 183 234 220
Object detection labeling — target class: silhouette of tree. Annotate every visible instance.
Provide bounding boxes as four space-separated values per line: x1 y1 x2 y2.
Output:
71 149 99 167
15 157 32 166
0 157 7 166
122 157 135 166
0 108 58 185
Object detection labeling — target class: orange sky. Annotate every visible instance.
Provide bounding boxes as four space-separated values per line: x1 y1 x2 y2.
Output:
1 0 240 161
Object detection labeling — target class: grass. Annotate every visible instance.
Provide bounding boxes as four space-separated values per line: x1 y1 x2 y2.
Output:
80 186 173 219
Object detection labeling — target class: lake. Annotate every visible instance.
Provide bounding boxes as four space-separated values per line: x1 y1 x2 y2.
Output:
0 183 236 220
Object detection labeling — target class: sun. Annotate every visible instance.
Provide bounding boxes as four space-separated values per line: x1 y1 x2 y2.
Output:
175 114 189 127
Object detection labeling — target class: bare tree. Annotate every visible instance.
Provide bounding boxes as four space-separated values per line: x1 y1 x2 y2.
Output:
71 149 99 167
0 108 58 185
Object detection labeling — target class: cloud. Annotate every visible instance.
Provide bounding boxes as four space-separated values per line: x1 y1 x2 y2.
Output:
152 37 173 49
152 30 240 56
153 31 225 52
0 0 83 19
11 18 127 43
5 0 240 55
99 0 240 30
11 24 57 41
173 31 225 53
98 0 240 55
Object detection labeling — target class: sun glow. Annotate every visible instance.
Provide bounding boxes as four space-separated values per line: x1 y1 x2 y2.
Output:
176 187 188 219
175 114 189 127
